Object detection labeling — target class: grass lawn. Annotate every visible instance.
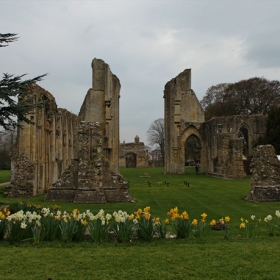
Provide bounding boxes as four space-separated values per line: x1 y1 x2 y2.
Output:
0 170 11 184
1 167 280 279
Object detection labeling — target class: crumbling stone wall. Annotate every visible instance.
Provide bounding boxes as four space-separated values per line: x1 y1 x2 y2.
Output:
46 122 132 203
7 58 132 203
164 69 204 174
79 58 120 174
199 115 266 178
5 154 35 197
246 145 280 201
163 69 267 178
6 84 78 197
119 135 148 168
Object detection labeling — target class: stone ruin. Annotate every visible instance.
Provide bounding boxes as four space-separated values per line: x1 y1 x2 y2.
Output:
246 145 280 202
164 68 267 178
5 58 133 203
119 135 149 168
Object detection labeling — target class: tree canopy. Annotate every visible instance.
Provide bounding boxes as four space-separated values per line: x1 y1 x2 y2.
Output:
201 77 280 120
0 33 47 131
257 107 280 154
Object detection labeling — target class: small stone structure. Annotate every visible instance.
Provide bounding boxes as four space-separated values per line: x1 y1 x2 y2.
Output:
6 58 132 203
246 145 280 202
164 68 267 178
119 136 149 168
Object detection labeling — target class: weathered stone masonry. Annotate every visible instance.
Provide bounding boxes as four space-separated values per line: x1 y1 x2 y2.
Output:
164 69 267 178
246 145 280 202
6 58 132 203
119 136 149 168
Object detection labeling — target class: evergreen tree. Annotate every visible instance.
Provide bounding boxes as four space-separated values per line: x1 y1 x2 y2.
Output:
0 33 47 131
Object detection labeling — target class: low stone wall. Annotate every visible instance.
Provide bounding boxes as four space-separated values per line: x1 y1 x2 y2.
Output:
4 155 35 197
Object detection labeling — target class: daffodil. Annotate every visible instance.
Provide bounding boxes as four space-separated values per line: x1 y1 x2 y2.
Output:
210 219 216 226
192 219 198 226
240 222 246 229
225 216 230 222
201 213 207 219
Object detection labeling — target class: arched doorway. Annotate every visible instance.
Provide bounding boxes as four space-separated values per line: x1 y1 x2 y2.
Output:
185 134 201 167
180 125 202 174
238 124 250 174
125 153 137 168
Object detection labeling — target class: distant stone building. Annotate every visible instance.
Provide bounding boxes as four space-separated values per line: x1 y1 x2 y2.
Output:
6 59 132 203
119 136 149 168
164 69 267 178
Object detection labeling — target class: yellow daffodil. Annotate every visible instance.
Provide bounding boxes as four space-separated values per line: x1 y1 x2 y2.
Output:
240 222 246 228
192 219 198 226
225 216 230 222
165 218 169 224
210 219 216 226
201 213 207 219
183 213 189 220
144 206 150 213
144 212 151 220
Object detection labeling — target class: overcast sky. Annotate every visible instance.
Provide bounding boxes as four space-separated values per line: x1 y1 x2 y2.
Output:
1 0 280 144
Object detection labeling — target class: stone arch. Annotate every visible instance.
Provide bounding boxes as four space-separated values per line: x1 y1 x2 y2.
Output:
180 125 202 171
236 121 253 174
125 152 137 168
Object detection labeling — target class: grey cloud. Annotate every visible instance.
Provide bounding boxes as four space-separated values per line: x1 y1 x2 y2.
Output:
1 0 280 143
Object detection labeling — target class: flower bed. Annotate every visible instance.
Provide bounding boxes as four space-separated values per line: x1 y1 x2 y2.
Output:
1 202 280 244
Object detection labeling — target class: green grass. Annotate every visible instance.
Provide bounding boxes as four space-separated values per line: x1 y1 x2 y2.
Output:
1 167 280 279
1 167 279 224
0 170 11 184
0 238 280 279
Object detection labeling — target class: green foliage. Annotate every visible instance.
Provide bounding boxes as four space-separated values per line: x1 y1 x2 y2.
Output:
59 219 78 243
88 219 110 243
257 106 280 154
201 77 280 120
0 33 47 131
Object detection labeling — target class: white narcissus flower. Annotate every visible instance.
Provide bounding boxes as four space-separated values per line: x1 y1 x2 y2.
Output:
275 210 280 218
133 219 138 224
251 215 255 220
106 214 112 221
264 215 273 222
20 222 27 229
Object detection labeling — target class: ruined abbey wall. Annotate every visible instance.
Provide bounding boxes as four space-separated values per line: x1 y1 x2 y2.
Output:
246 145 280 202
199 115 267 177
79 59 120 173
164 69 204 174
6 84 78 197
6 58 131 203
164 69 267 178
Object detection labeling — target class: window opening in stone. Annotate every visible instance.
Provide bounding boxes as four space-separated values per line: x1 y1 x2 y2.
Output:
125 153 137 168
238 126 249 159
185 134 200 167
